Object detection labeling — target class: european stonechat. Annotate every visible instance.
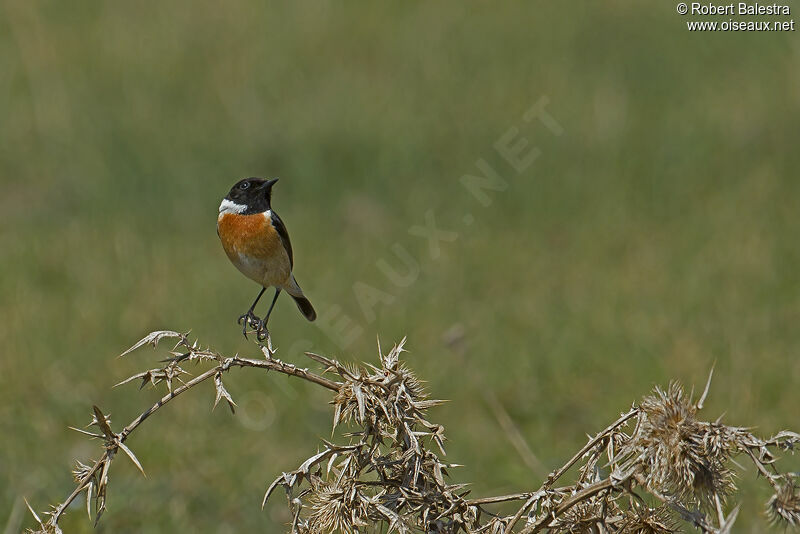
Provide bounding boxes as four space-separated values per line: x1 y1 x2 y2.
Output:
217 177 316 340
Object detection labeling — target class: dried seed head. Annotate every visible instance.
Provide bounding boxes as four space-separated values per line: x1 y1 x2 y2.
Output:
620 505 678 534
626 382 739 507
331 348 430 433
307 481 368 534
767 480 800 527
71 460 93 483
552 500 604 533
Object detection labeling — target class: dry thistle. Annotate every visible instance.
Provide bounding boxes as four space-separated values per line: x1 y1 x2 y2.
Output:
618 503 677 534
621 381 741 506
24 329 800 534
767 478 800 527
263 339 462 534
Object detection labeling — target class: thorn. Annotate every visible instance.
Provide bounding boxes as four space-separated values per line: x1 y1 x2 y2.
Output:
697 363 715 410
24 498 43 526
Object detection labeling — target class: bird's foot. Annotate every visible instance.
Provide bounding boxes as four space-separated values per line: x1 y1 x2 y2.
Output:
255 319 270 343
237 311 261 339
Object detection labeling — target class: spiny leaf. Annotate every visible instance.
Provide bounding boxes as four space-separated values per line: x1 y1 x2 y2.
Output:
213 372 236 413
91 406 115 441
85 480 93 520
68 426 103 439
719 504 741 534
117 441 146 477
24 498 44 527
120 330 183 357
696 364 715 411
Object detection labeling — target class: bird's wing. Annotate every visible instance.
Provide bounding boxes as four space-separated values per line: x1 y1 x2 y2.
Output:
270 211 294 268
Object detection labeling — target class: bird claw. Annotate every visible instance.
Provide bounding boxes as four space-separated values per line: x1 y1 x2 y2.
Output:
237 311 261 338
255 320 270 342
236 311 270 343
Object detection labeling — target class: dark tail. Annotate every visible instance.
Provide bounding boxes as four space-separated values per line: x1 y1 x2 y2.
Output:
292 294 317 322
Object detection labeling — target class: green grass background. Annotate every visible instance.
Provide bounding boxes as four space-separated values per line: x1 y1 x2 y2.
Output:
2 2 799 532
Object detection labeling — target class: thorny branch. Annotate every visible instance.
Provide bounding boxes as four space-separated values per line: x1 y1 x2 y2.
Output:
25 330 800 533
25 331 339 533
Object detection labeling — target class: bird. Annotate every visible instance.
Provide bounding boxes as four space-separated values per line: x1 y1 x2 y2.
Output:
217 177 316 340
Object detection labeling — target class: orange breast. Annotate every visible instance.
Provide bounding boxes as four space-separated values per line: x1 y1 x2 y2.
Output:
218 211 291 287
218 212 282 259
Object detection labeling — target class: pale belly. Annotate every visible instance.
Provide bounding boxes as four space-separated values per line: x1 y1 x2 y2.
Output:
232 249 291 288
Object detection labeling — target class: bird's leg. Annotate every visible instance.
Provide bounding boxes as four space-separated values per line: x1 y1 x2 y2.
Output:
238 287 266 338
256 288 281 341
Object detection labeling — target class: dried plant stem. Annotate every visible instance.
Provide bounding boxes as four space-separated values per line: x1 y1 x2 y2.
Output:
46 353 340 528
522 476 623 534
117 366 220 441
742 447 782 493
47 365 215 524
230 355 341 392
544 408 637 487
482 390 545 477
503 492 544 534
553 477 617 516
503 408 638 534
467 493 536 506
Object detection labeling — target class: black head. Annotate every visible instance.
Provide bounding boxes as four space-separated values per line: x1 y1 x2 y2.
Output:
222 177 278 214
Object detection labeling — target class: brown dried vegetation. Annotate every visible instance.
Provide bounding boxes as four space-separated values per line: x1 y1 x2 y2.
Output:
25 331 800 533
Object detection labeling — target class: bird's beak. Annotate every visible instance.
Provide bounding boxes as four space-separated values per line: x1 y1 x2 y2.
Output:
261 178 279 191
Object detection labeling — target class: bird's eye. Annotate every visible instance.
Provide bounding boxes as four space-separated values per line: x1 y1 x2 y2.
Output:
239 182 250 190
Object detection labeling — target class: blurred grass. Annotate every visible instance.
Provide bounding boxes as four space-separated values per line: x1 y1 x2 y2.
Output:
1 1 799 532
